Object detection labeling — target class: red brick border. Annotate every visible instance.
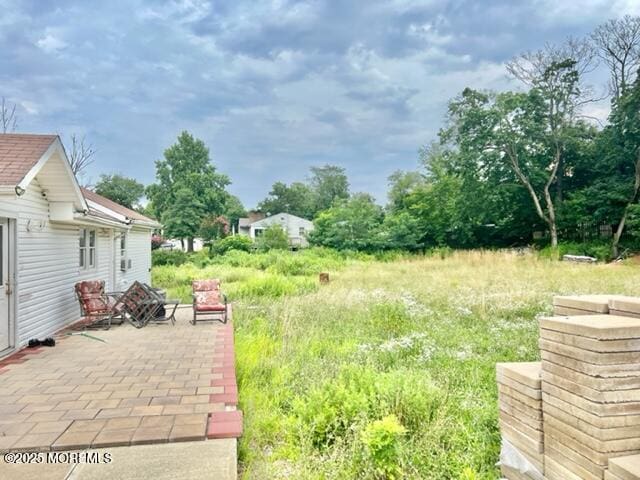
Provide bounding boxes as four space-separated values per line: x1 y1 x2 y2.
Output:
206 320 243 439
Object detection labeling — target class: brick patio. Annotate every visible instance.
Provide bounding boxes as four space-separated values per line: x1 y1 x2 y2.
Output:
0 307 242 453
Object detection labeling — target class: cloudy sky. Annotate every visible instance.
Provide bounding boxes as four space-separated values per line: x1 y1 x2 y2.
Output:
1 0 639 207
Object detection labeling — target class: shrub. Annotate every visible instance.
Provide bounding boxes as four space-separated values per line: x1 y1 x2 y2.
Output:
292 366 441 450
256 225 289 251
152 249 188 266
537 241 612 262
211 235 253 255
361 415 406 480
234 275 317 299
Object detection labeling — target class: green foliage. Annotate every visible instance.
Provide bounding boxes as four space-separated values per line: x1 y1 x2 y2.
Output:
309 164 350 213
161 188 206 240
361 415 406 480
292 366 440 450
150 250 640 477
235 274 317 299
256 224 290 251
151 249 188 266
537 241 613 262
199 215 230 244
146 131 231 248
309 193 384 251
210 234 253 255
258 181 315 219
94 174 145 209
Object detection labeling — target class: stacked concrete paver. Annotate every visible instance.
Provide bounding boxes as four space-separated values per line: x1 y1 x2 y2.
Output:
606 454 640 480
540 314 640 479
498 295 640 480
497 362 544 478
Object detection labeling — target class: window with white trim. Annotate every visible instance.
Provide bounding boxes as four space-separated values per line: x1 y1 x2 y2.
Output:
120 231 130 271
79 228 96 269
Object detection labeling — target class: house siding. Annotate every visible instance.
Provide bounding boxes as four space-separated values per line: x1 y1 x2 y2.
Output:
0 180 153 348
249 213 314 247
115 228 151 290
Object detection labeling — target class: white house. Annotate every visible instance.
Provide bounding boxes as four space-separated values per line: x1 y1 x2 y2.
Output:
0 133 160 356
241 212 314 248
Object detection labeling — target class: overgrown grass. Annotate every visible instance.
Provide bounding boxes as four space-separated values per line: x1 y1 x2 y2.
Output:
152 249 640 479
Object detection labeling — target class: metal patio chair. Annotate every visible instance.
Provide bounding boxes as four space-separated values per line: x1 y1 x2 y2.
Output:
192 279 228 324
74 280 124 330
116 281 179 328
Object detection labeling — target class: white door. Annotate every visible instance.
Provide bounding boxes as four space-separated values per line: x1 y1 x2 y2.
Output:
0 218 10 351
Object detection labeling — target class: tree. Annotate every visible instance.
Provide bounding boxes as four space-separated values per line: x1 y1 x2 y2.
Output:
200 215 230 248
258 181 314 218
592 16 640 99
309 165 349 213
309 193 384 251
161 188 206 249
94 174 145 209
387 170 424 212
608 71 640 257
67 134 96 177
146 131 230 252
1 97 17 133
224 195 246 232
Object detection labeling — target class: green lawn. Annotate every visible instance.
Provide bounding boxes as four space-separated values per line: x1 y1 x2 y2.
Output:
152 249 640 479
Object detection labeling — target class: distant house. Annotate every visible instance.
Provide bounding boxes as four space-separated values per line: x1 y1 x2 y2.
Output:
0 133 160 355
238 212 314 248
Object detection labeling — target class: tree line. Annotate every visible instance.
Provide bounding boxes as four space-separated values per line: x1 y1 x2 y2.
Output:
7 15 638 257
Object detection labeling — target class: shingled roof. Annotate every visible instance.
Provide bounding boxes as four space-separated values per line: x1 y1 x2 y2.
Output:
81 187 158 226
0 134 57 186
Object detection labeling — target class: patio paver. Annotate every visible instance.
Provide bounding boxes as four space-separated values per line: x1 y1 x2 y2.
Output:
0 307 242 453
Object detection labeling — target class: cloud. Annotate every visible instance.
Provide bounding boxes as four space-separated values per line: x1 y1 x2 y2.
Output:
0 0 631 206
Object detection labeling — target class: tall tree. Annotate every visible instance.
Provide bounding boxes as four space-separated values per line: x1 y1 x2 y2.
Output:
146 131 230 251
592 15 640 99
162 188 206 250
1 97 17 133
94 174 145 209
608 71 640 257
309 165 349 213
258 181 314 218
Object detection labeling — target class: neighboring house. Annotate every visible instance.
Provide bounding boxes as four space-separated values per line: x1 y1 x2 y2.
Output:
0 133 160 356
239 212 314 248
236 211 265 236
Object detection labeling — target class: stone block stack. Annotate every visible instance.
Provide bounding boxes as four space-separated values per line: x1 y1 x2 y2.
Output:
609 297 640 319
540 314 640 479
553 295 613 316
496 362 544 478
606 454 640 480
497 295 640 480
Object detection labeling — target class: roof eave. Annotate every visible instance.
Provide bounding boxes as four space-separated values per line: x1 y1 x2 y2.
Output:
15 137 88 212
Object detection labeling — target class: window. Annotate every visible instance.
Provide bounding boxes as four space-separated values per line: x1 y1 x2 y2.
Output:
120 231 129 271
79 228 96 269
299 226 306 236
254 228 264 238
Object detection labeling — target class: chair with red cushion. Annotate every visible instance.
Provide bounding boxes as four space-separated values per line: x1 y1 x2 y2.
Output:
192 279 228 325
74 280 123 330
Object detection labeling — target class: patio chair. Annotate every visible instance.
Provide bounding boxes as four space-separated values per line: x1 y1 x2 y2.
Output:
74 280 124 330
117 281 179 328
192 279 228 325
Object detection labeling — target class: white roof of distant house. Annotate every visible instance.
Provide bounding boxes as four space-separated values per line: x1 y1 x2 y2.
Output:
250 212 313 227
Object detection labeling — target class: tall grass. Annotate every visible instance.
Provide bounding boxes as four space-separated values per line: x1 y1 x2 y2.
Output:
152 249 640 479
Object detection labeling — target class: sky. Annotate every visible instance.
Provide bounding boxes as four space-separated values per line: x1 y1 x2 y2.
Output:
1 0 639 208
